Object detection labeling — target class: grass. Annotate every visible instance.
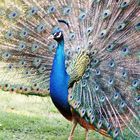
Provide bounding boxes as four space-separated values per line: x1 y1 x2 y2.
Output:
0 91 110 140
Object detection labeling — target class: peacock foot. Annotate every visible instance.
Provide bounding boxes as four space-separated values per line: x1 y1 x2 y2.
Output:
85 129 89 140
68 120 77 140
68 135 74 140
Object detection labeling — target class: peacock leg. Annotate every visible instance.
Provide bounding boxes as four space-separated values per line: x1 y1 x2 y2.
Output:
85 129 88 140
68 120 77 140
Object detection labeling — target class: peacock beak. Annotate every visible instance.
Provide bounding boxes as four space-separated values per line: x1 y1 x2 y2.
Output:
48 35 54 40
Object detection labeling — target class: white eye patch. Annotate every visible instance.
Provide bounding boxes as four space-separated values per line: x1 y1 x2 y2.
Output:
54 32 62 38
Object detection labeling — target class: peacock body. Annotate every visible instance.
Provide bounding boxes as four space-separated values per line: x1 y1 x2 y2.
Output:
50 34 72 120
0 0 140 139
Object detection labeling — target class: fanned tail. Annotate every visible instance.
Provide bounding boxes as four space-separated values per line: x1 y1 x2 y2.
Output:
0 0 94 96
0 0 60 96
68 0 140 139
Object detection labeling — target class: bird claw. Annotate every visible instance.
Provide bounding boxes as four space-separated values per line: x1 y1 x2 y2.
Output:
68 135 74 140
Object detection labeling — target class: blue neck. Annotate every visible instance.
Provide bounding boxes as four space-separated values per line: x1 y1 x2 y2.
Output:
50 40 72 120
51 40 66 74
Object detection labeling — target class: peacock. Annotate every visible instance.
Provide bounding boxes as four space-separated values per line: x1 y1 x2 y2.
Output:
0 0 140 139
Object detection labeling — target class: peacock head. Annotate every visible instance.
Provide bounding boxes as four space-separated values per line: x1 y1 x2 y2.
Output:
51 27 64 42
48 20 70 42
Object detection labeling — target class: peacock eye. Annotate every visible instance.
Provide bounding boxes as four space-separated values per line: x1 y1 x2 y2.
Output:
54 32 62 38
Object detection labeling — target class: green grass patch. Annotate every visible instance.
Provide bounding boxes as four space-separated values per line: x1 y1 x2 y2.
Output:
0 93 139 140
0 93 110 140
